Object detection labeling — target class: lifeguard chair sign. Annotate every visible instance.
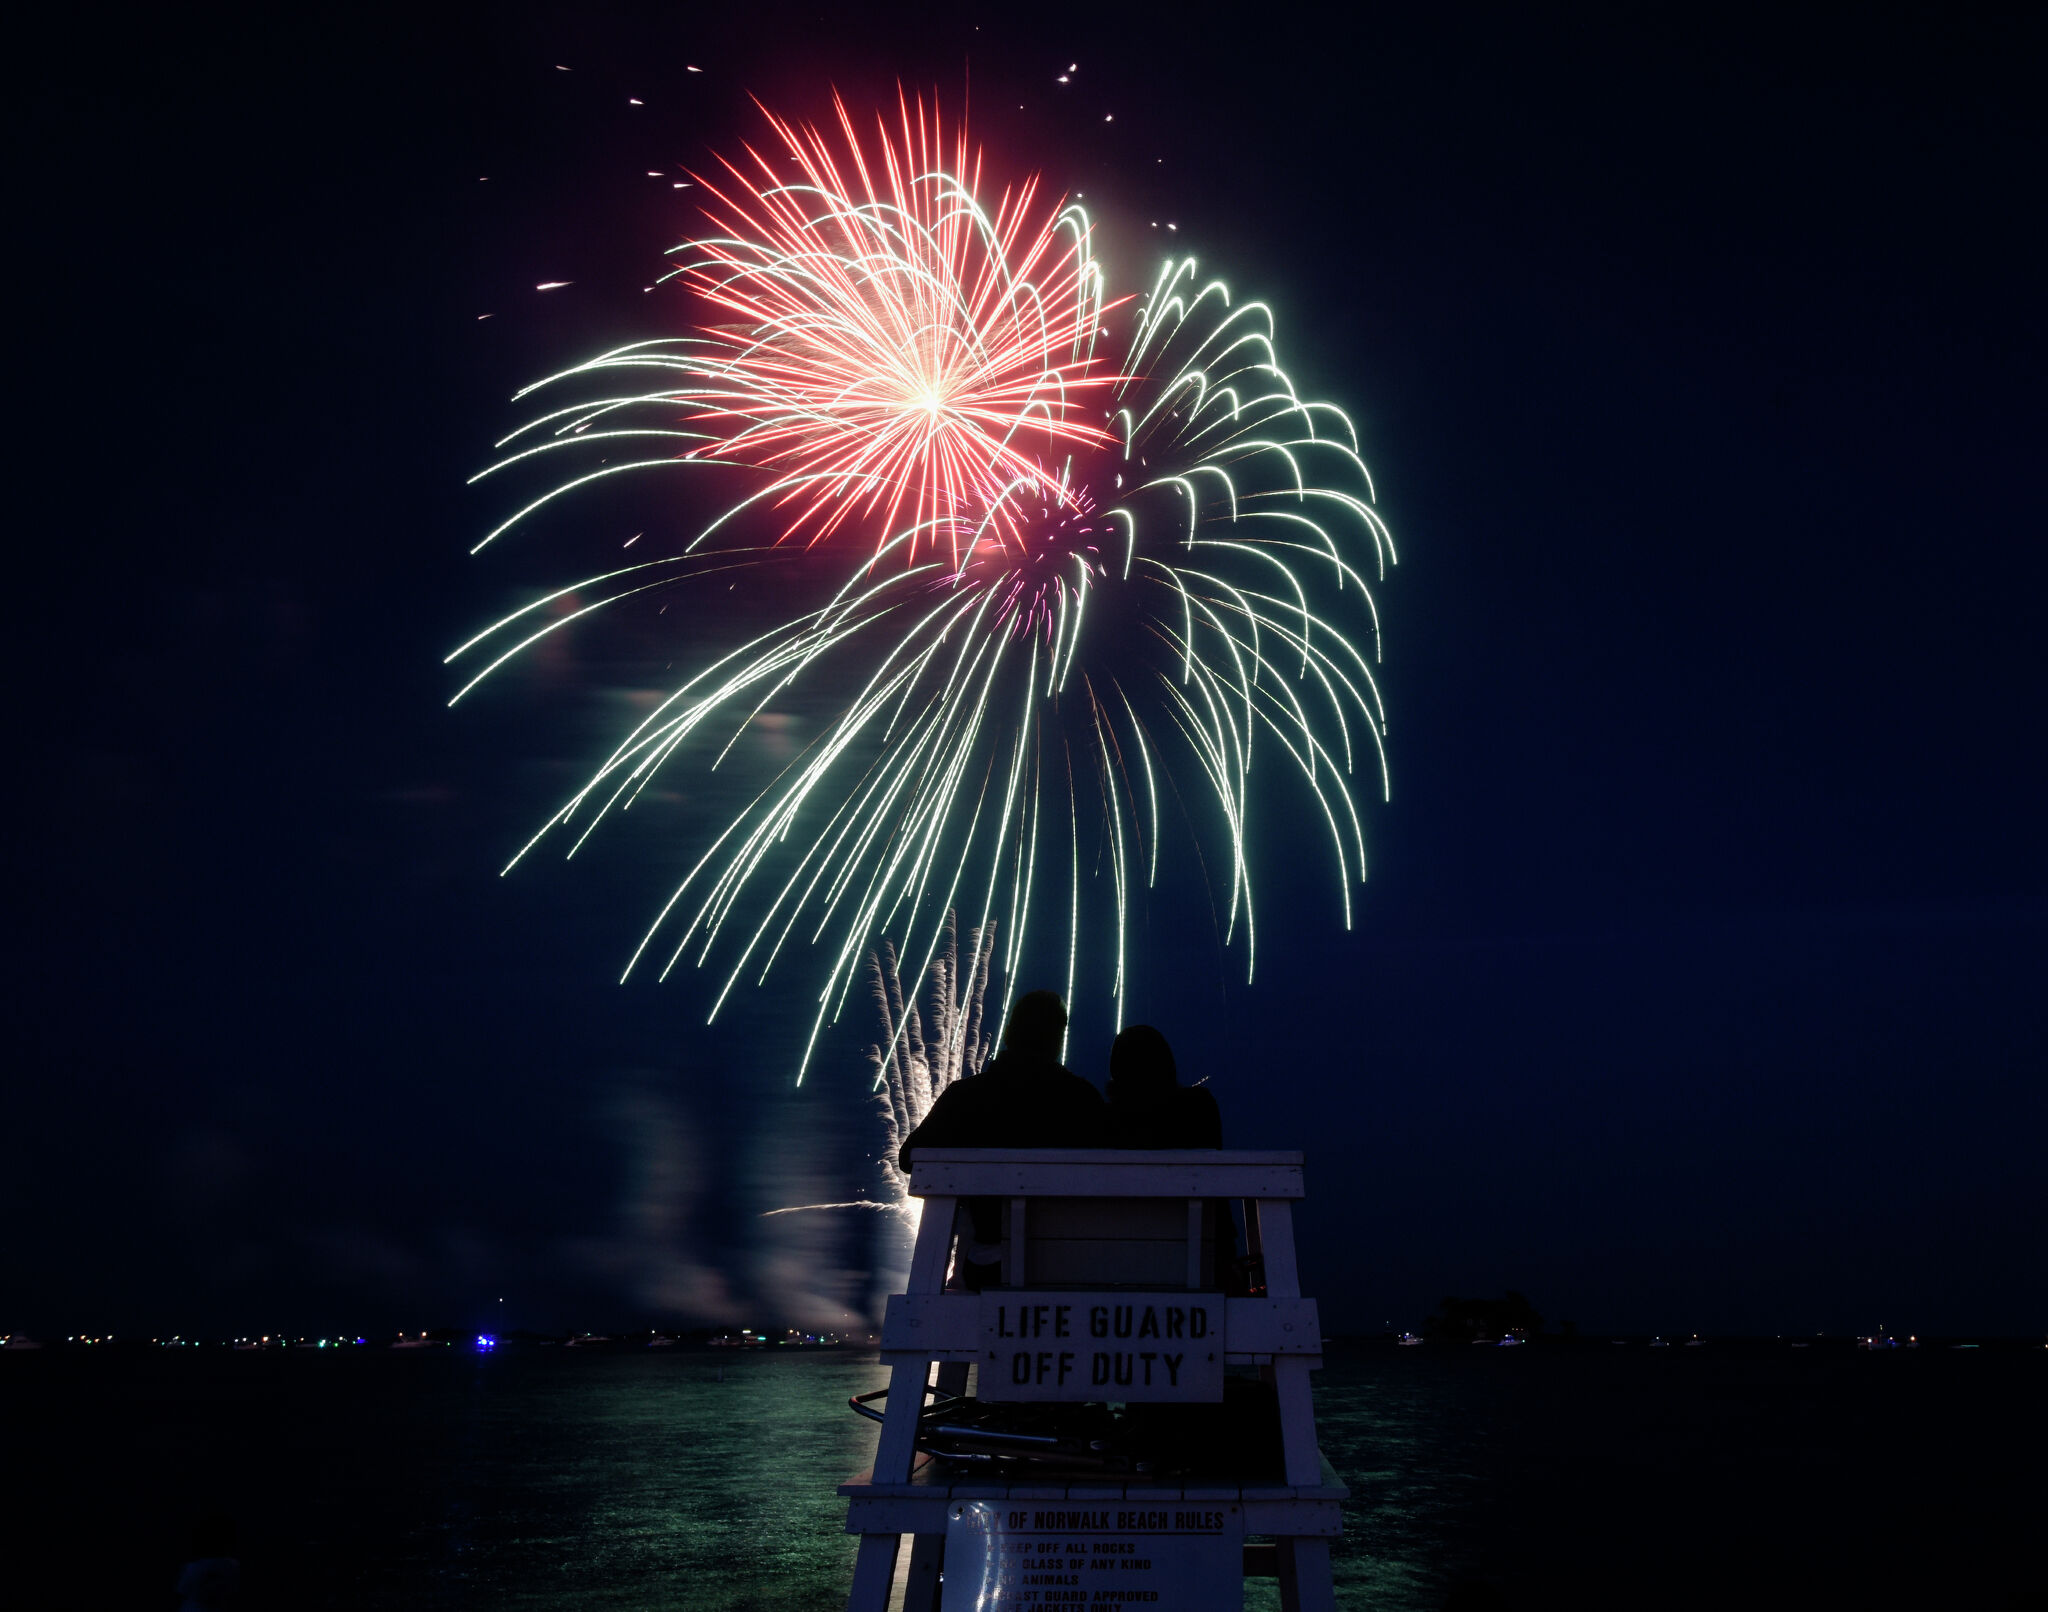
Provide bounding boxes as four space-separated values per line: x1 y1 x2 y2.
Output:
941 1496 1241 1609
983 1294 1226 1399
840 1149 1344 1612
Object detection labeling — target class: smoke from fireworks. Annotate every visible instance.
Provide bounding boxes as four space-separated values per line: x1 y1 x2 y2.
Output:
868 914 997 1200
455 100 1395 1079
765 912 996 1230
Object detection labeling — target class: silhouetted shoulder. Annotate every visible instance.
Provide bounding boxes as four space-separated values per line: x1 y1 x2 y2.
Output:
1104 1082 1221 1148
1177 1085 1222 1148
897 1076 988 1170
1051 1066 1109 1145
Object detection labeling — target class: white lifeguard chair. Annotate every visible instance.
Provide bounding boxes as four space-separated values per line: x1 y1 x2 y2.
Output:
841 1149 1344 1612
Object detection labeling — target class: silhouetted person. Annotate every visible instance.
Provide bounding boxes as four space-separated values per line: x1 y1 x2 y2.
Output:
176 1514 240 1612
1105 1024 1222 1147
898 989 1106 1288
1106 1024 1244 1297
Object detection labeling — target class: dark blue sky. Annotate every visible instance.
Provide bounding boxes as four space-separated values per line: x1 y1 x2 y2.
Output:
12 4 2043 1338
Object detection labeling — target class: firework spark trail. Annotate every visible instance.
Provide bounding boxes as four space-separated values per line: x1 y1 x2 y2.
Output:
459 254 1394 1080
466 93 1116 567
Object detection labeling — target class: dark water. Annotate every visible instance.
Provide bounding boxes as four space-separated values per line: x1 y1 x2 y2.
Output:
4 1342 2043 1609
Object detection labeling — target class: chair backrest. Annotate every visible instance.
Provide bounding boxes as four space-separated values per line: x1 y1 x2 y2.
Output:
1004 1196 1218 1288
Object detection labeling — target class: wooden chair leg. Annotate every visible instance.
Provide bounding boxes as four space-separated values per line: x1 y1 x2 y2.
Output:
909 1196 959 1291
846 1530 901 1612
901 1531 945 1612
1276 1537 1336 1612
871 1358 933 1483
1270 1354 1325 1486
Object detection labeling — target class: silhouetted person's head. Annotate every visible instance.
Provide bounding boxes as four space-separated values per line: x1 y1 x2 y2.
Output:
1002 990 1067 1062
1110 1025 1178 1100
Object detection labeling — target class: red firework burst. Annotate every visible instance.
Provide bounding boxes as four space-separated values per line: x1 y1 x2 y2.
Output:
673 92 1119 565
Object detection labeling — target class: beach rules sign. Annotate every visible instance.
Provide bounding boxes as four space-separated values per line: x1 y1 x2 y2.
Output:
980 1293 1225 1401
941 1498 1243 1611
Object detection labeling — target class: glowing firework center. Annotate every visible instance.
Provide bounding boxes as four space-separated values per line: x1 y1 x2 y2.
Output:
672 93 1114 564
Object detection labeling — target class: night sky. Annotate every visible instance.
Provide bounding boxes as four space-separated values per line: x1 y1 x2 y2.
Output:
13 4 2043 1341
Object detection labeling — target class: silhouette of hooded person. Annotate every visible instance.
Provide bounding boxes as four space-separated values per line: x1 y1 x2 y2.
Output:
898 989 1106 1288
1105 1025 1222 1148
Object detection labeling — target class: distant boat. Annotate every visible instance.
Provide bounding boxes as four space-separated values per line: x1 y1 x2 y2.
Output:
1396 1332 1425 1347
1497 1335 1525 1347
565 1334 616 1348
1649 1337 1670 1348
647 1335 678 1349
1685 1339 1706 1348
